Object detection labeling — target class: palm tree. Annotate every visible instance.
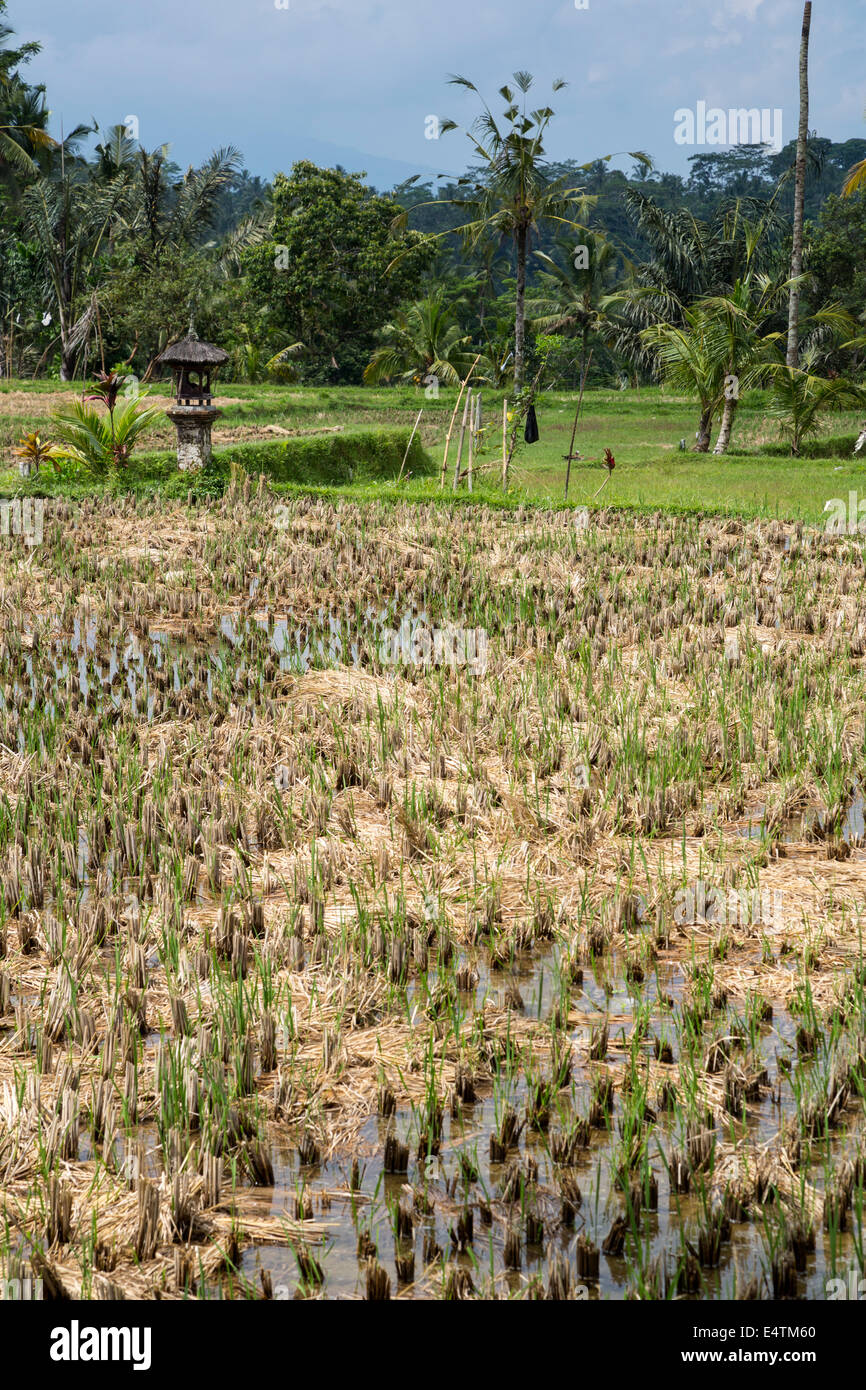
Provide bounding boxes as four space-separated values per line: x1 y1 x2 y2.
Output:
91 124 139 182
19 139 244 379
764 363 866 455
603 197 726 374
698 277 784 454
125 145 242 257
605 192 782 371
20 170 132 378
0 79 55 180
843 160 866 197
527 230 617 386
0 6 56 187
641 267 796 454
396 73 648 389
444 73 581 390
364 291 477 387
640 304 729 452
688 282 849 454
786 2 812 368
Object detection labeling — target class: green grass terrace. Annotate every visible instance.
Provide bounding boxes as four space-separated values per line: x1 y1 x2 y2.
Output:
2 380 865 524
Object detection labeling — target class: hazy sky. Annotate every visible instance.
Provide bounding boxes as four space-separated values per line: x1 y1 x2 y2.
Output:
11 0 866 188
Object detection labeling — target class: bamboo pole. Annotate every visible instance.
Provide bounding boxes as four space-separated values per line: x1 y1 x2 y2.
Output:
453 391 471 491
591 473 611 500
440 355 480 486
468 395 475 492
501 398 508 486
397 408 423 483
504 361 545 479
564 349 593 502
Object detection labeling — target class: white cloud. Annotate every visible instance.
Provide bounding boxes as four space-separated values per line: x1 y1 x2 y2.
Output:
13 0 865 182
725 0 767 19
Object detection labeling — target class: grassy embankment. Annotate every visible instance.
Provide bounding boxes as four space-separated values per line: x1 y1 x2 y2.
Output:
1 379 864 521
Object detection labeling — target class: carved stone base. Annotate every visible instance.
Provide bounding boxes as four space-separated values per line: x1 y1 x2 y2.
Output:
166 405 220 471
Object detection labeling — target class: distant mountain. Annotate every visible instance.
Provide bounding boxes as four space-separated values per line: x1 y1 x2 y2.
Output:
261 136 458 192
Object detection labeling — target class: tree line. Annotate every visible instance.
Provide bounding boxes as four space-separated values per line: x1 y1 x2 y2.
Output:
1 4 865 456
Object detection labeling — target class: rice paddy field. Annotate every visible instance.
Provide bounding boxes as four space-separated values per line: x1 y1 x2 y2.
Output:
4 379 866 519
2 467 866 1305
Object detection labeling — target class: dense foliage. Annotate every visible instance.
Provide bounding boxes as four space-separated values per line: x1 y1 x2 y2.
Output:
0 1 864 453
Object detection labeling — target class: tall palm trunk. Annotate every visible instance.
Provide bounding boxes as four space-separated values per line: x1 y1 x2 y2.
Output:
514 220 528 390
693 407 712 453
786 1 812 368
713 397 737 455
57 194 75 380
58 284 75 381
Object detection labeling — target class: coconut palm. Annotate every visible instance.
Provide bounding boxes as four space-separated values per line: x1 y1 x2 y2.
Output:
641 268 793 454
0 90 55 180
843 160 866 197
604 193 731 371
764 364 866 455
707 288 858 453
394 73 648 389
654 276 852 455
444 74 651 389
697 277 786 454
264 340 306 383
605 192 783 373
640 305 730 452
0 8 56 186
364 291 477 387
20 171 132 378
786 1 812 368
91 124 139 182
121 144 242 257
527 230 618 385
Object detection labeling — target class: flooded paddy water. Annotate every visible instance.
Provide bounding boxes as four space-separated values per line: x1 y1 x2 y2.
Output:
1 492 866 1300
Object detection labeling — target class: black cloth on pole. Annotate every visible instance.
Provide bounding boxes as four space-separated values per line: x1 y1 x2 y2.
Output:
524 404 539 444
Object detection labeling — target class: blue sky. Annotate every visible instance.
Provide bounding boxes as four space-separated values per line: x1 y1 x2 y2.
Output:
12 0 866 188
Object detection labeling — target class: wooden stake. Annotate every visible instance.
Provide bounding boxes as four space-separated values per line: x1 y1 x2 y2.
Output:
501 398 508 486
441 355 480 487
564 349 593 502
453 391 471 491
591 473 611 500
397 408 423 483
468 395 475 492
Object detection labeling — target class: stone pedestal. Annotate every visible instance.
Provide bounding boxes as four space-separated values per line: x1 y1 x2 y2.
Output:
166 404 220 471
